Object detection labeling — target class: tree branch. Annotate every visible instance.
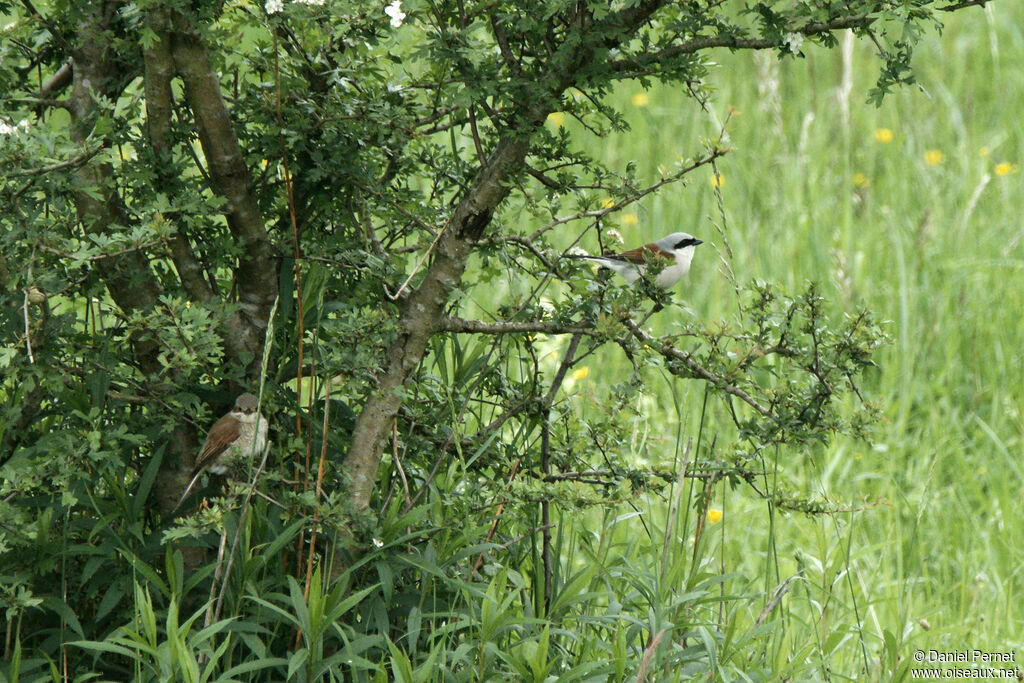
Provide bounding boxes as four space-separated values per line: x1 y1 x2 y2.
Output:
622 318 773 417
143 5 215 311
522 147 727 243
440 315 595 337
66 2 201 519
345 134 532 510
608 13 873 75
6 148 101 177
342 0 697 517
39 59 74 98
938 0 991 10
170 19 277 361
68 4 163 335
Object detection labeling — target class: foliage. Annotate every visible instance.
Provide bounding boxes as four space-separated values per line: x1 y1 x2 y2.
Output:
0 0 995 679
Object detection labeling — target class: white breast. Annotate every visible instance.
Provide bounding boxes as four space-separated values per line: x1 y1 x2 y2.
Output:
253 414 268 458
654 247 695 288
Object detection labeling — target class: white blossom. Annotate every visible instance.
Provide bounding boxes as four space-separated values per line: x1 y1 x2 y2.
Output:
265 0 284 14
0 119 30 136
783 32 804 54
295 0 325 5
385 0 405 28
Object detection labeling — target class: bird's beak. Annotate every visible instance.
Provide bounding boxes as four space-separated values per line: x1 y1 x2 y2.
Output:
693 238 703 245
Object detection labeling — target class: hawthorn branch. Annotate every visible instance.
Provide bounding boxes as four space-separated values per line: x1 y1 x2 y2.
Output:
622 319 772 417
343 0 699 516
522 147 727 243
171 19 277 361
66 2 204 520
440 316 595 337
938 0 991 10
141 8 262 373
7 148 101 177
68 4 163 335
40 59 74 98
143 5 214 310
345 134 533 510
4 96 69 110
488 234 577 284
608 13 873 75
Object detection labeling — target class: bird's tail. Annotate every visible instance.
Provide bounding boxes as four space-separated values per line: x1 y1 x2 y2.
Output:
174 470 203 511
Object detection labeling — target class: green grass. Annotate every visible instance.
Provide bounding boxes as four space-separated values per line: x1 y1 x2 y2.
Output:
490 3 1024 678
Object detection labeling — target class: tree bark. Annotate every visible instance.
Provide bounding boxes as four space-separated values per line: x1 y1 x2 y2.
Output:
345 137 530 509
143 5 265 368
69 6 163 329
170 21 278 361
342 0 675 513
67 3 201 518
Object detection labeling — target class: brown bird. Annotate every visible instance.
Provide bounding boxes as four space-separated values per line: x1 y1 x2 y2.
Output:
176 393 268 509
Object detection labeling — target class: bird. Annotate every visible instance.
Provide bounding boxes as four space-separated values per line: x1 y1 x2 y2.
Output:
564 232 703 288
176 393 268 509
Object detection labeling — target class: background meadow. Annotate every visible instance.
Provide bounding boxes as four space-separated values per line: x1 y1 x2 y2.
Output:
467 2 1023 675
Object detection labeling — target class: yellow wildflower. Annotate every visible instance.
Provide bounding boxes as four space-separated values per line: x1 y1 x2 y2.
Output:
621 213 639 226
601 197 616 209
707 509 723 524
631 92 649 107
994 162 1015 176
852 172 869 188
572 367 589 381
710 173 724 189
925 149 943 165
874 128 894 143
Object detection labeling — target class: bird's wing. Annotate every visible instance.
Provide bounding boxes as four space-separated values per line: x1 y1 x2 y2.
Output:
613 243 672 265
193 414 241 472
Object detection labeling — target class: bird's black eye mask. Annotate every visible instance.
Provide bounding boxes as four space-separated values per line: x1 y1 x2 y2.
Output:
674 237 702 249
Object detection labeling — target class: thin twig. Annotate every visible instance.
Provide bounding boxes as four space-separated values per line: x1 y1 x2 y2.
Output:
22 290 33 363
754 574 798 627
384 218 450 300
7 147 101 176
623 319 772 417
22 247 36 363
635 629 667 683
937 0 990 10
392 419 411 505
303 378 331 599
37 239 164 262
517 149 727 243
440 315 595 337
472 456 522 577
